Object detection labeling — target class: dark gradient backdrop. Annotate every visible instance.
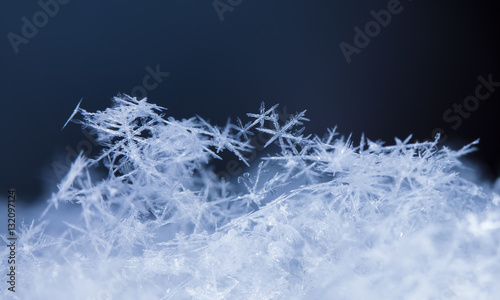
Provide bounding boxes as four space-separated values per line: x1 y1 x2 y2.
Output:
1 0 499 203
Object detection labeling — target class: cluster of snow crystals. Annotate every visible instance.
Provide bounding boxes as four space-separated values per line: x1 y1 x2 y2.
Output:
2 95 500 300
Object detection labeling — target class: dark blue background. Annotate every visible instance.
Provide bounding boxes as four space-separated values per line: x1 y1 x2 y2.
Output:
1 0 499 203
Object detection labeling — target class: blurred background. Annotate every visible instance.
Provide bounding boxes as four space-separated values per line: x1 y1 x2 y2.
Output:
1 0 499 204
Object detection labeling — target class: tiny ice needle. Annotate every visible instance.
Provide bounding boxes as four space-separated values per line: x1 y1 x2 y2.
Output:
61 98 83 131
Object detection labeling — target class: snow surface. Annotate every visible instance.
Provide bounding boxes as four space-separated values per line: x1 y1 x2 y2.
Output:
2 95 500 299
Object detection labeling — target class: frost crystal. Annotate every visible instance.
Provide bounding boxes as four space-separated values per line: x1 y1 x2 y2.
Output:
2 95 500 299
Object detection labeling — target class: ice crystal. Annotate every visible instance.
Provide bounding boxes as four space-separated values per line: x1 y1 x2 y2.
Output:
2 95 500 299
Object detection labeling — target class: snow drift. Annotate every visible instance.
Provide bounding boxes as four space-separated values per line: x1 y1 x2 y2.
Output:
2 95 499 299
